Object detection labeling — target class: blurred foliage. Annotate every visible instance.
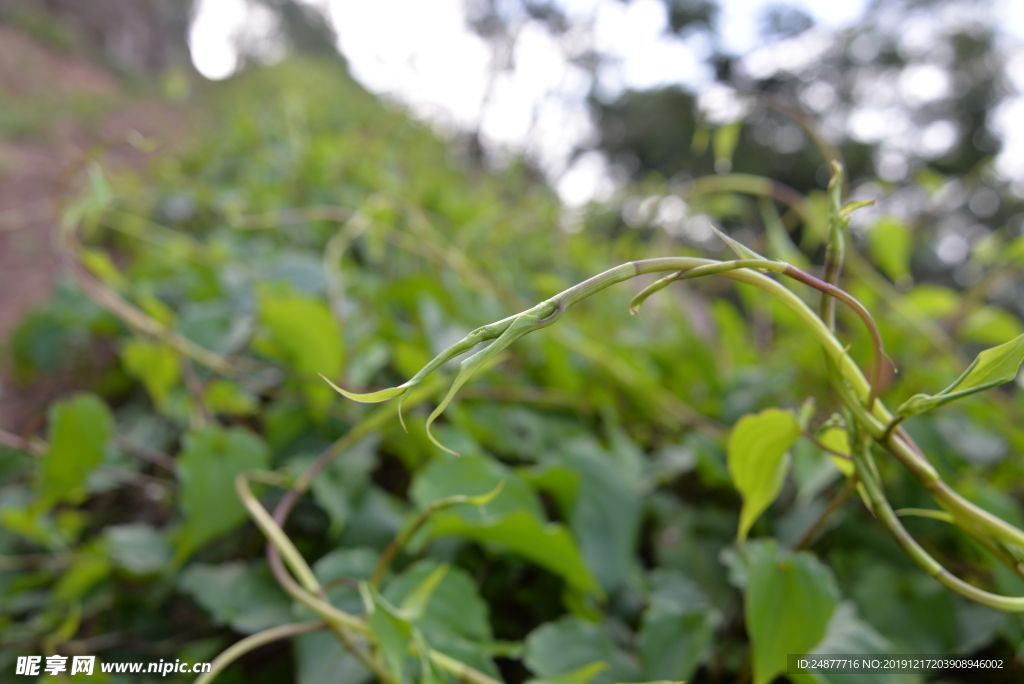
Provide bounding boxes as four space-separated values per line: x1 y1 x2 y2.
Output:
2 15 1024 683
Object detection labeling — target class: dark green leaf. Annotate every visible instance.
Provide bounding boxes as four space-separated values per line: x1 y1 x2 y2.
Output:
789 602 897 684
524 616 641 684
383 559 499 678
638 569 714 683
288 435 379 535
313 547 379 614
175 424 270 558
361 582 414 684
293 630 371 684
744 540 839 684
106 524 171 576
39 394 113 507
179 561 292 634
560 438 642 592
527 662 608 684
258 285 343 416
411 455 544 521
428 509 602 597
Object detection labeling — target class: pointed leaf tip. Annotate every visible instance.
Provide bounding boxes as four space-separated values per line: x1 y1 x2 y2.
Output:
466 480 505 506
320 373 408 403
712 224 766 261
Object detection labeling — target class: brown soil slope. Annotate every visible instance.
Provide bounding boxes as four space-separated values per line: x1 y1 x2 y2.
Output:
0 25 192 432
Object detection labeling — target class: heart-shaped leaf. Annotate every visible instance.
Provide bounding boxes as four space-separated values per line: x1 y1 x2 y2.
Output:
728 408 801 542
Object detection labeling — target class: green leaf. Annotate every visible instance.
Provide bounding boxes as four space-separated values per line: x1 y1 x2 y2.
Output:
559 438 642 592
867 217 912 282
896 332 1024 417
105 524 171 576
312 547 380 614
638 570 714 683
789 602 897 684
407 457 600 594
258 285 343 417
383 559 500 678
179 561 292 634
288 436 378 536
429 509 603 597
54 539 111 602
527 662 609 684
410 455 545 521
818 427 854 478
293 630 371 684
204 379 258 416
174 424 270 558
959 306 1024 345
399 562 448 621
122 338 180 410
727 408 801 541
360 582 414 684
39 394 113 507
906 284 959 317
744 540 839 684
524 616 640 684
520 463 581 518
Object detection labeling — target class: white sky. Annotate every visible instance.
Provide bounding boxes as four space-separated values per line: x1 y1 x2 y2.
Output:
188 0 1024 205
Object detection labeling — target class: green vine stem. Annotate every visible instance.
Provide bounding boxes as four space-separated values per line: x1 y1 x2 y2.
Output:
335 255 1024 610
629 257 885 408
674 172 969 366
237 463 504 684
819 161 847 331
194 621 326 684
791 478 857 551
371 482 504 588
851 439 1024 612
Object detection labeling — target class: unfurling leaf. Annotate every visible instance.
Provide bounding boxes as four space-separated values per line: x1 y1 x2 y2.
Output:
728 408 801 542
426 312 553 454
896 332 1024 417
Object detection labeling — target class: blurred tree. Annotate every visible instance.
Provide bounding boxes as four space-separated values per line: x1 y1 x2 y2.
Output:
0 0 194 74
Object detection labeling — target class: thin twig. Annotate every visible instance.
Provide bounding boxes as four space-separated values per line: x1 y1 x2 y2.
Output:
800 430 851 461
791 479 856 551
0 428 43 456
113 435 176 471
